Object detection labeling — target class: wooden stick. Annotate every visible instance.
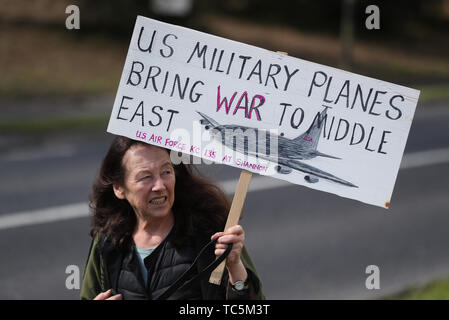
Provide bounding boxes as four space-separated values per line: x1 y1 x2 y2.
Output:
208 169 253 285
208 51 288 285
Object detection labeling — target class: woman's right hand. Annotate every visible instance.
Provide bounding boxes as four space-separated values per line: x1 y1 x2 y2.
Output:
93 289 123 300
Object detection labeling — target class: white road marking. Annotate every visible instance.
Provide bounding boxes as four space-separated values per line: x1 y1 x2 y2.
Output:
399 147 449 170
1 147 449 230
220 174 290 194
1 145 76 162
0 203 89 231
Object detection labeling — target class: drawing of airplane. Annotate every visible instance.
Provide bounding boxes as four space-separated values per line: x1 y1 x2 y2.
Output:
197 109 358 188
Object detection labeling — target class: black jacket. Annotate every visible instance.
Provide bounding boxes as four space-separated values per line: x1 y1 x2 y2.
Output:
81 230 264 300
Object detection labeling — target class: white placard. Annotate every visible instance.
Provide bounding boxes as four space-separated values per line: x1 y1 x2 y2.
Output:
107 16 420 208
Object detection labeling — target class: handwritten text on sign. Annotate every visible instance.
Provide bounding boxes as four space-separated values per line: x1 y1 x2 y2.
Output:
107 16 420 208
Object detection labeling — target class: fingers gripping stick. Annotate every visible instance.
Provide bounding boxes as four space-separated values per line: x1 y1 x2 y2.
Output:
208 169 253 285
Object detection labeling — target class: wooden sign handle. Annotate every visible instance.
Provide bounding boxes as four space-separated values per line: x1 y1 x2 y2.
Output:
208 169 253 285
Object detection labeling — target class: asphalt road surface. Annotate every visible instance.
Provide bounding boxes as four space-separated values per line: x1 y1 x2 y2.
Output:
0 103 448 299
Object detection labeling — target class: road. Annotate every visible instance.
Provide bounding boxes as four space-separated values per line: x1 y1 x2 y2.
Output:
0 102 448 299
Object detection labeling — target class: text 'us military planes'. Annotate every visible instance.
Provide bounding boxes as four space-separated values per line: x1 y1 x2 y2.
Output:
197 109 358 188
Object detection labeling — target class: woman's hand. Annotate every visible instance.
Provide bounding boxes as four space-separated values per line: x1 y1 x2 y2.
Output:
93 289 123 300
211 225 248 284
211 225 245 266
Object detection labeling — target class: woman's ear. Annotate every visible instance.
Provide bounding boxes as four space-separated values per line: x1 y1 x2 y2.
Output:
113 184 126 200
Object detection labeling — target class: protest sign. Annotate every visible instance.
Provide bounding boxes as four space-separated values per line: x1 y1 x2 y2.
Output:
107 16 420 209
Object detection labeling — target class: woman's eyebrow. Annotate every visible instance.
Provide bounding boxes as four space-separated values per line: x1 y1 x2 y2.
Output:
161 161 173 168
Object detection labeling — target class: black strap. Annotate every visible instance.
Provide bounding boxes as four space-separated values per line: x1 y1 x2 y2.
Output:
155 240 233 300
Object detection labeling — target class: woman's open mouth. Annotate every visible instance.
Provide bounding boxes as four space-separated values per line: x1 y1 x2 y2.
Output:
149 196 167 205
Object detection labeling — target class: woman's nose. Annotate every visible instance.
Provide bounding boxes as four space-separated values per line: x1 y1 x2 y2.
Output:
152 176 166 191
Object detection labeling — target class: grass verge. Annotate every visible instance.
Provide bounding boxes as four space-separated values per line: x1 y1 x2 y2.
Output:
419 84 449 102
385 278 449 300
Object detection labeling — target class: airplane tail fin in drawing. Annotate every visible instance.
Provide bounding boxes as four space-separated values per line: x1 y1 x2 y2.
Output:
197 111 220 128
293 108 340 159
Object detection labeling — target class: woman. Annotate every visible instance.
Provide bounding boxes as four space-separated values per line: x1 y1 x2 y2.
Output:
81 136 264 300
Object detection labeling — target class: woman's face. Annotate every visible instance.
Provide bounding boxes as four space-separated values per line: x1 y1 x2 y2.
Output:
113 144 175 221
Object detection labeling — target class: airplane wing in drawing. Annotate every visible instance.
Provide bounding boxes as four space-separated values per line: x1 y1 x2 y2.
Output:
276 158 358 188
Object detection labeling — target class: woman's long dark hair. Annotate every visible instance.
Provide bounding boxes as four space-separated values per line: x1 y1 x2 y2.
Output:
89 136 230 247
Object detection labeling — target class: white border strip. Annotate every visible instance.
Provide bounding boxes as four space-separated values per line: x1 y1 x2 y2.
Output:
1 147 449 230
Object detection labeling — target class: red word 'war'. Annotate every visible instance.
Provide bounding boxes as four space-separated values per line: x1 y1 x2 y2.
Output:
216 85 265 121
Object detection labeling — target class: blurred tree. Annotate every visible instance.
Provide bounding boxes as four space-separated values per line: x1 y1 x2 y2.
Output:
340 0 355 69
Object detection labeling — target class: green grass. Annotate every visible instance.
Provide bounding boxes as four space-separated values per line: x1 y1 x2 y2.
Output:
0 25 124 99
385 278 449 300
419 84 449 102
